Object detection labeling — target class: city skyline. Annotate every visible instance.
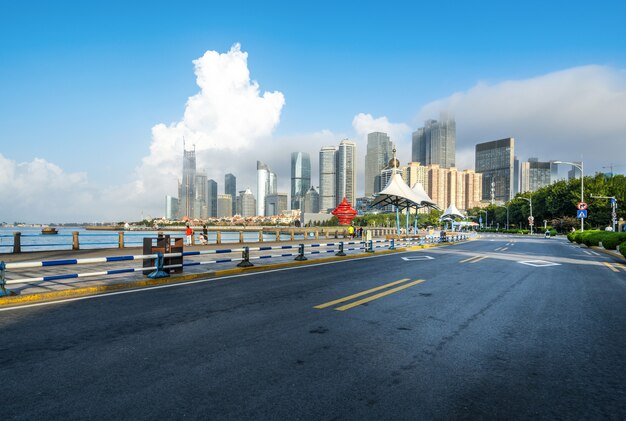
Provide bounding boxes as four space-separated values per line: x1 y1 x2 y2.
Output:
2 1 626 222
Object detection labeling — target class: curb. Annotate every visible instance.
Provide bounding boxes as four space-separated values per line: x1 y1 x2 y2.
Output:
0 248 405 307
590 245 626 261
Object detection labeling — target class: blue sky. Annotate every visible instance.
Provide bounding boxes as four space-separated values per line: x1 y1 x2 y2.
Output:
1 1 625 222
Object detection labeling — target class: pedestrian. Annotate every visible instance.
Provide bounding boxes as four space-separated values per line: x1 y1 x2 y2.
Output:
358 227 363 238
348 225 355 239
185 224 193 246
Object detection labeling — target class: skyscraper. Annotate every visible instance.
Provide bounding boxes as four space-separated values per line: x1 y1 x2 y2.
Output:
336 139 357 206
412 113 456 168
165 195 179 220
303 186 320 214
265 193 288 216
257 161 277 216
178 146 196 218
475 138 515 202
290 152 311 210
217 194 232 218
520 158 552 193
236 189 256 217
568 163 582 180
207 179 218 218
194 172 208 218
319 146 337 212
225 173 237 215
364 132 393 196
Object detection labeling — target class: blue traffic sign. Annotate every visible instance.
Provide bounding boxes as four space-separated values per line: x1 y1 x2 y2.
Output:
577 209 588 218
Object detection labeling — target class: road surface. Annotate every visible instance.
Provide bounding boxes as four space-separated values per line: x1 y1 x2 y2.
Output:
1 235 625 419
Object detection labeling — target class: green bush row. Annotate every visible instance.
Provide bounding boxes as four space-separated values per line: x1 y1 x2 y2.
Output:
620 242 626 259
567 230 626 251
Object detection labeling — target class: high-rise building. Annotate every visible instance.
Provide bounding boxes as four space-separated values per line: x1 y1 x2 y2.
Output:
364 132 393 196
424 165 482 211
194 172 208 218
178 146 197 218
265 193 288 216
513 156 520 196
549 161 561 184
463 170 483 210
405 162 429 193
225 173 237 215
207 179 218 218
336 139 357 206
568 163 582 180
475 138 515 202
257 161 277 216
319 146 337 212
217 194 233 218
412 113 456 168
290 152 311 210
428 164 448 210
520 158 552 193
165 195 179 220
303 186 320 214
236 189 256 217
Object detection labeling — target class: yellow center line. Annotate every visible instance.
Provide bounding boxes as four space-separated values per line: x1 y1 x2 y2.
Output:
470 256 488 264
460 255 481 263
616 264 626 272
603 262 619 272
335 279 425 311
314 278 411 309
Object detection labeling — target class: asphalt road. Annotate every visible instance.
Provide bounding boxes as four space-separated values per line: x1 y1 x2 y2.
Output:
1 235 625 420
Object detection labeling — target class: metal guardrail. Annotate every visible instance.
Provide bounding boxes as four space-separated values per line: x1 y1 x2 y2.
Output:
0 235 470 296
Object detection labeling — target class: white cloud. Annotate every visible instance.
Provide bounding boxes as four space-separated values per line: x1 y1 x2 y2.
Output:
417 65 626 172
132 43 285 205
0 154 95 223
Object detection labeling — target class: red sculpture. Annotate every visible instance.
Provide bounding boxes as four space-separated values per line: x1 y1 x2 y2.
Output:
331 197 358 225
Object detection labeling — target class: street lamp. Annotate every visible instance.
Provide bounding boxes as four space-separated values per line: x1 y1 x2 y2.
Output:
497 204 509 230
554 160 584 232
520 196 533 234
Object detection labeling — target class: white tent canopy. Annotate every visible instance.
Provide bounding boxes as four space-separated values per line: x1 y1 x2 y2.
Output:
440 202 465 220
370 174 434 210
411 182 438 209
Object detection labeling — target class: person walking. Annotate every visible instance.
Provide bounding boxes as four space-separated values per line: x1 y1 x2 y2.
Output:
348 225 355 239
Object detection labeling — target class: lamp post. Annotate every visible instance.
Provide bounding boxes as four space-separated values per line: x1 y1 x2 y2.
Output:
520 196 533 234
497 204 509 230
554 160 584 231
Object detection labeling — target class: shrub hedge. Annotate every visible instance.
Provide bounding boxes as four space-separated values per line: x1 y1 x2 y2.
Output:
582 230 605 247
600 232 626 250
620 242 626 259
